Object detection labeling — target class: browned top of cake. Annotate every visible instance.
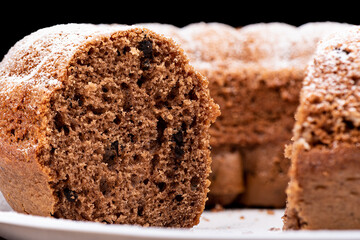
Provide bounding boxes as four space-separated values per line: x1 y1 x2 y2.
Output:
292 26 360 151
145 22 350 72
0 24 128 89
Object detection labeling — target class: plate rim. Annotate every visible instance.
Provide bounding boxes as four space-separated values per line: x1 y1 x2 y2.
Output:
1 211 360 240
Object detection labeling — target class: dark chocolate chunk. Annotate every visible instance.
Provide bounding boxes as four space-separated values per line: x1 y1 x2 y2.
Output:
175 194 183 202
64 188 78 202
137 76 147 88
138 39 153 59
156 182 166 192
334 47 351 55
137 205 144 216
138 38 153 70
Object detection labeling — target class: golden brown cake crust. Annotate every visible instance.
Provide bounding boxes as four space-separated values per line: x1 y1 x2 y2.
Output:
0 24 219 227
0 24 98 216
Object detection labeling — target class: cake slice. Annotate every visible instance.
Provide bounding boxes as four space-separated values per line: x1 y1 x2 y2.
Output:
0 24 219 227
283 26 360 229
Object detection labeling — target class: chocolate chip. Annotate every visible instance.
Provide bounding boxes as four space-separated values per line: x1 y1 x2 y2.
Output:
156 182 166 192
138 38 153 70
123 46 130 54
137 205 144 216
50 146 56 154
113 115 121 124
121 82 129 89
174 194 183 202
137 76 147 88
344 119 355 130
64 188 78 202
138 39 153 59
334 47 351 55
101 86 109 92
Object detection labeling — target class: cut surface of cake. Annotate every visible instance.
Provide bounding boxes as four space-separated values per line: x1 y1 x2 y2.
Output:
283 26 360 229
142 22 351 207
0 24 219 227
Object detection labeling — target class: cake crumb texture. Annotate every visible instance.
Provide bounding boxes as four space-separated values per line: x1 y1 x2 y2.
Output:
0 24 219 227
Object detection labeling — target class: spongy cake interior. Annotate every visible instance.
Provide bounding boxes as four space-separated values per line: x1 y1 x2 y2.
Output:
37 29 212 227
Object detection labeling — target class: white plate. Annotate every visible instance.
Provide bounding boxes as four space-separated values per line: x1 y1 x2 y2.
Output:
1 192 360 240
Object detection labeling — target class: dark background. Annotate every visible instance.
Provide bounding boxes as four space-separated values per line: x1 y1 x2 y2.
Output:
0 2 359 59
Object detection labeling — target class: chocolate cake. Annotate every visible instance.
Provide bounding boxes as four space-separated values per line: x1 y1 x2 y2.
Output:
283 26 360 230
142 22 351 207
0 24 219 227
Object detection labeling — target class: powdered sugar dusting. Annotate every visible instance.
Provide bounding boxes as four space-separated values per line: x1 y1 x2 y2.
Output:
0 24 139 96
141 22 352 85
1 22 352 97
291 25 360 147
0 23 151 154
302 26 360 101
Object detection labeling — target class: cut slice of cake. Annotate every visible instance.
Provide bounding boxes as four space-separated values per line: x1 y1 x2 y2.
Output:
283 26 360 229
0 24 219 227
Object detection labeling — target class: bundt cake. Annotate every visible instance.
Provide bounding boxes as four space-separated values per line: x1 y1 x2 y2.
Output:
0 24 220 227
283 26 360 230
142 22 351 207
